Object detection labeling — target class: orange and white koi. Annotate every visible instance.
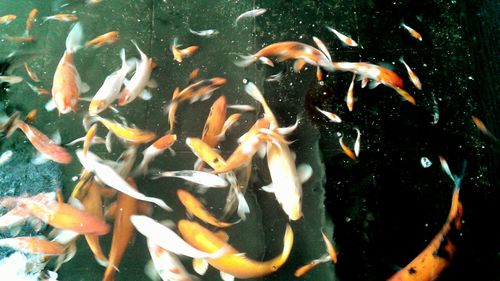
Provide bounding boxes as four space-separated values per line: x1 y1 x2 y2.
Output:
219 113 241 139
177 189 234 228
131 215 228 259
400 22 422 41
346 74 355 111
399 57 422 90
118 41 155 105
339 136 356 160
234 8 267 26
145 240 192 281
24 62 40 82
52 22 88 114
0 206 30 235
171 38 199 63
25 9 38 35
76 150 171 211
89 49 134 115
43 14 78 22
327 27 359 47
137 133 177 174
0 15 16 24
103 178 138 281
178 220 293 279
236 41 334 72
388 157 465 281
173 77 227 104
85 31 119 48
316 106 342 123
0 237 65 256
86 115 156 144
155 170 228 188
27 82 49 95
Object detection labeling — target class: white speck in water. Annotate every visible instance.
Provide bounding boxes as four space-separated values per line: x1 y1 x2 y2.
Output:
345 217 352 223
420 157 432 168
242 78 248 84
336 132 342 137
468 76 474 80
71 176 79 182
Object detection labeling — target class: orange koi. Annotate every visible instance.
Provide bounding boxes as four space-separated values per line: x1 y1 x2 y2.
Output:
167 87 180 133
25 9 38 35
178 220 294 279
339 136 356 160
24 62 40 82
327 27 359 47
346 74 355 111
25 109 38 124
103 178 138 281
0 237 65 256
171 38 199 62
87 115 156 144
177 189 234 228
219 113 241 139
0 15 16 24
321 231 338 263
83 123 97 156
399 57 422 90
52 22 88 114
137 133 177 174
85 31 119 48
186 137 227 170
388 158 464 281
4 35 34 43
43 14 78 22
401 23 422 41
201 95 227 148
173 78 227 104
294 254 331 277
189 68 200 84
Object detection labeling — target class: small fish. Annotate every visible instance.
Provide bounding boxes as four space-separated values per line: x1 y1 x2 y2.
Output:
24 63 40 82
399 57 422 90
86 115 156 144
154 170 228 188
43 14 78 22
177 189 235 228
171 38 199 63
173 77 227 104
145 240 192 281
354 128 361 157
76 150 171 211
189 28 219 37
401 22 422 41
227 104 255 112
27 82 49 95
321 231 338 263
0 75 23 84
0 15 16 25
136 134 177 175
131 215 228 259
472 115 499 143
85 31 119 48
0 150 13 166
0 237 65 256
178 220 293 279
339 136 356 160
346 74 355 111
167 87 180 133
186 137 227 171
189 68 200 84
294 254 331 277
4 35 35 43
25 9 38 36
315 106 342 123
52 22 87 114
326 27 359 47
234 8 267 26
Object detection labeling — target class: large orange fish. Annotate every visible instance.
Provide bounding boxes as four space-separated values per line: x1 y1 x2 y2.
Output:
86 115 156 144
177 189 234 228
178 220 293 279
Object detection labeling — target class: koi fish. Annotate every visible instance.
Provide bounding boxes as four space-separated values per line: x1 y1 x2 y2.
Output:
189 28 219 37
266 69 285 82
86 115 156 144
137 134 177 175
234 8 267 26
178 220 293 279
0 237 65 256
24 62 40 82
3 35 35 43
154 170 228 188
27 82 49 95
102 178 138 281
89 48 134 115
43 14 78 22
0 15 16 25
339 136 356 160
401 22 422 41
131 215 228 259
227 104 255 112
316 106 342 123
0 75 23 84
294 254 331 277
173 77 226 104
14 120 72 164
186 137 227 170
118 40 155 106
219 113 241 140
399 57 422 90
25 9 38 36
472 115 500 143
167 87 180 133
85 31 119 48
145 240 193 281
326 27 359 47
346 74 355 111
201 95 227 148
171 38 199 63
189 68 200 84
52 22 88 114
177 189 234 228
321 231 338 263
76 150 171 211
354 128 361 157
236 41 334 72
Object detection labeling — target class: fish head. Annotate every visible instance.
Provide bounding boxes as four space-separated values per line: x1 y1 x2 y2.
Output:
88 100 106 115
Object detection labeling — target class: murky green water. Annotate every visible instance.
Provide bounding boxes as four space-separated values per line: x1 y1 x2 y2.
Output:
1 0 499 281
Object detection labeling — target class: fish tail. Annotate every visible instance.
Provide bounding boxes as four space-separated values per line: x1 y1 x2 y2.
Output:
235 54 258 67
65 22 83 53
439 156 467 190
236 190 250 221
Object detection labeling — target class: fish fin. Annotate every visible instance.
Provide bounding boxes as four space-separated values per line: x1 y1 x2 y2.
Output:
45 99 57 112
368 80 381 89
277 118 300 135
68 197 85 210
192 258 209 276
51 229 79 245
220 271 235 281
31 153 49 165
261 183 274 193
146 79 157 88
105 131 113 152
361 77 369 88
80 81 90 93
236 191 250 221
51 130 62 144
293 59 307 72
54 241 77 271
257 143 267 158
65 22 83 53
140 89 153 100
9 225 22 236
258 56 275 67
235 54 257 67
201 93 213 101
144 260 160 281
298 164 313 183
159 219 176 229
193 158 204 171
312 36 332 62
168 147 176 156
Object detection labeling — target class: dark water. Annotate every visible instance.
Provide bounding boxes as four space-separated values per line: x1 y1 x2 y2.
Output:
1 0 499 281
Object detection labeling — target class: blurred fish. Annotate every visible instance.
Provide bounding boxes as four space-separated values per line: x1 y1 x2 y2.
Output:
326 27 359 47
85 115 156 144
227 104 255 112
188 68 200 84
43 14 78 22
346 74 355 111
0 75 23 84
177 189 235 227
24 9 39 36
0 236 65 256
339 136 356 160
136 134 177 175
294 254 331 277
85 31 119 48
154 170 228 188
266 68 285 82
0 15 16 25
399 56 422 90
472 115 500 143
354 128 361 157
315 106 342 123
0 150 13 166
234 8 267 26
401 22 422 41
24 62 40 82
171 38 199 63
4 35 35 43
189 28 219 37
173 77 226 104
321 231 338 263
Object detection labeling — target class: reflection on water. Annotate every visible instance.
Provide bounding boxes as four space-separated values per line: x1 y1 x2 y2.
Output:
0 0 496 281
